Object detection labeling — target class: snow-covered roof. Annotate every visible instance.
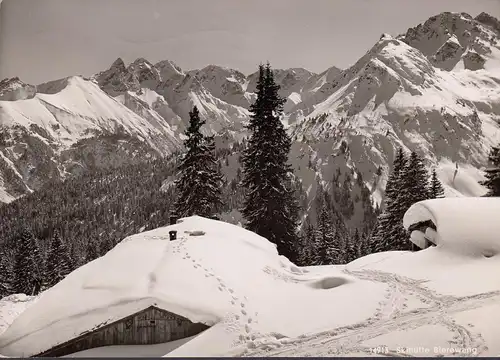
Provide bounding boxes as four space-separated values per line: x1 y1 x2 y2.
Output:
404 197 500 256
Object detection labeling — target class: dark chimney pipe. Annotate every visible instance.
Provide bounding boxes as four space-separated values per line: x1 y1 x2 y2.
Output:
169 213 178 225
169 230 177 241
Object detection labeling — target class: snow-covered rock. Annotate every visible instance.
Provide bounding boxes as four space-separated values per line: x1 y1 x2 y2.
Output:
1 211 500 357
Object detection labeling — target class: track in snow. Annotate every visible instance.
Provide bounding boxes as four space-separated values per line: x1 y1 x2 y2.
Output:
173 233 261 343
240 269 499 357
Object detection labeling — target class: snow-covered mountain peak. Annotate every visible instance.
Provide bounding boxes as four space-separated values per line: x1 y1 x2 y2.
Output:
154 59 184 78
0 77 36 101
401 11 500 72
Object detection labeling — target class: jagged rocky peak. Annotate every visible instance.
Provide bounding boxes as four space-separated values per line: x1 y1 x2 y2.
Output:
401 11 498 71
127 57 161 86
193 64 246 86
475 12 500 34
247 67 316 98
154 59 184 77
110 57 127 72
93 57 138 96
0 77 36 101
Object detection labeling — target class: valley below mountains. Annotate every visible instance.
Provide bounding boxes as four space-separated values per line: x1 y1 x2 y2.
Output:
1 10 499 213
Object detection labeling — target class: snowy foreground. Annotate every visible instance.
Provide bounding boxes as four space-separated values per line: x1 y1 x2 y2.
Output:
1 200 500 357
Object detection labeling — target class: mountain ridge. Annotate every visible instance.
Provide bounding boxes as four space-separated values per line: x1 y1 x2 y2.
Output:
1 10 499 206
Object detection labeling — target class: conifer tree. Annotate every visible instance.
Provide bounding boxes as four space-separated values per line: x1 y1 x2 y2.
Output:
400 151 430 208
13 228 42 295
86 240 99 262
346 229 360 263
429 169 445 199
481 143 500 196
241 63 300 262
388 151 428 250
45 231 73 288
298 221 316 266
315 195 336 265
174 106 223 218
0 250 13 298
371 147 408 252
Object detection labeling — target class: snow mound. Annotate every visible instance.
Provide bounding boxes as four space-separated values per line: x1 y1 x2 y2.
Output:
0 216 385 357
0 295 38 337
403 197 500 257
436 160 487 197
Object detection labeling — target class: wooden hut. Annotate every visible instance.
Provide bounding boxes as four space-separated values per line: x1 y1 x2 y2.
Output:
35 306 209 357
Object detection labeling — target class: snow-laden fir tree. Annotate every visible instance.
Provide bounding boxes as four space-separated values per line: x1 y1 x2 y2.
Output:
45 231 73 288
298 220 316 266
13 228 43 295
400 151 430 208
174 106 223 218
241 63 300 262
481 143 500 196
345 229 360 263
387 150 429 250
429 169 445 199
0 249 13 298
370 147 408 252
314 194 337 265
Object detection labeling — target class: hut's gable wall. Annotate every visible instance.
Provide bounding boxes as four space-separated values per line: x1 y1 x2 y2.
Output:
36 306 208 357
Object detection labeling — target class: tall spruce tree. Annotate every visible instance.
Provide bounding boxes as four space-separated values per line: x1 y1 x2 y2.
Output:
174 106 223 218
371 147 408 252
429 169 445 199
45 231 73 288
346 229 360 263
298 220 316 266
481 143 500 196
0 250 13 298
315 193 336 265
241 63 300 262
400 151 430 207
13 228 42 295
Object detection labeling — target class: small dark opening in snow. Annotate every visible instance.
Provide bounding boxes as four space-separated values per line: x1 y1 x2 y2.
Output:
483 250 496 258
308 276 350 290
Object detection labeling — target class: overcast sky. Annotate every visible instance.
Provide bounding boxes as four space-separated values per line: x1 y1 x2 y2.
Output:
1 0 499 84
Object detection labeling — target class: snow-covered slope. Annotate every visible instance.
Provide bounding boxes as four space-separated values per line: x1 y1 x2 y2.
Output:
1 208 500 357
287 12 500 206
0 76 181 202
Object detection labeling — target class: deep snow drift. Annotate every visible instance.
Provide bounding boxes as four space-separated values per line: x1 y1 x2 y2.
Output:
1 206 500 357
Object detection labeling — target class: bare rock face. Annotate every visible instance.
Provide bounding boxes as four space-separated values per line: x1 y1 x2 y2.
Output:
463 51 486 70
0 78 36 101
431 35 465 70
475 12 500 34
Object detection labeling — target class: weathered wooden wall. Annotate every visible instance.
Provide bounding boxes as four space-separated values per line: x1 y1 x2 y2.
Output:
36 306 209 357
